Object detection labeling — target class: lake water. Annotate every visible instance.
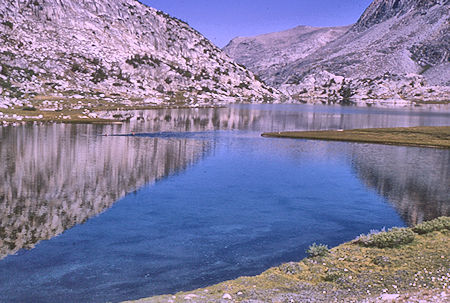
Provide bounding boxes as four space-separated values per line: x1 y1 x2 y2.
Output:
0 104 449 303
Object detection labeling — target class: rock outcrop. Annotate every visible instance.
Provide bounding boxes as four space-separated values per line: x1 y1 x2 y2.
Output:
0 0 278 111
225 0 450 106
223 25 350 85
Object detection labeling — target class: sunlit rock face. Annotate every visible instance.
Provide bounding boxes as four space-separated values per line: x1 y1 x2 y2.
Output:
0 123 211 259
225 0 449 106
0 0 278 109
223 26 350 85
351 144 450 226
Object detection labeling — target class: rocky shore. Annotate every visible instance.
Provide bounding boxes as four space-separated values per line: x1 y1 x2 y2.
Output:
125 217 449 303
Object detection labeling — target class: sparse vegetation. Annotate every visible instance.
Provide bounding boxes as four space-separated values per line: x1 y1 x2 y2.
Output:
338 85 354 103
2 20 13 29
71 62 88 74
126 54 161 68
91 68 108 84
306 243 329 257
262 126 450 149
413 217 450 234
355 227 415 248
130 217 450 303
236 82 250 89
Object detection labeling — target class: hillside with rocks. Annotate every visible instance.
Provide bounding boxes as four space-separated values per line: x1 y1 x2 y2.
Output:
223 25 350 86
0 0 278 117
226 0 450 107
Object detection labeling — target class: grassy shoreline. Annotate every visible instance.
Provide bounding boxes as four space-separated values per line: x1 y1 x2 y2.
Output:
126 217 449 303
262 126 450 149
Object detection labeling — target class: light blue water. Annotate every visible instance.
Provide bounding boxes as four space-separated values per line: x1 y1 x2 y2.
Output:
0 104 449 303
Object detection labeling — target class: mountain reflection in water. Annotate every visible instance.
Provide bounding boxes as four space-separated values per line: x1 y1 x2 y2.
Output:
0 105 449 260
0 105 448 302
0 124 211 259
351 144 450 226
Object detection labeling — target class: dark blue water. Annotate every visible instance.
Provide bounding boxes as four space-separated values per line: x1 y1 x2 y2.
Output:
1 104 449 303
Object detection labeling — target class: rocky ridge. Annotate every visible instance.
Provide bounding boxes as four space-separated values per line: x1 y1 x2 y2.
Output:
225 0 450 107
0 0 279 118
223 25 350 86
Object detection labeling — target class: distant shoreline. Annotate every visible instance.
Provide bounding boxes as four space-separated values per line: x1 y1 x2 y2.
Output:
262 126 450 149
0 104 223 126
2 103 449 127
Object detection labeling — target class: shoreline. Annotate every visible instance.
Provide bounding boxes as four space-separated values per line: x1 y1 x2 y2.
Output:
262 126 450 149
0 104 226 126
1 101 449 127
125 217 450 303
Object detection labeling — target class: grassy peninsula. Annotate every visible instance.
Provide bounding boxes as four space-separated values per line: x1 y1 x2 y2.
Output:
262 126 450 149
127 217 449 303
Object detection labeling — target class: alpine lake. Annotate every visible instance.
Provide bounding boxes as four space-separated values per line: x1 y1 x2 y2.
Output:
0 104 449 303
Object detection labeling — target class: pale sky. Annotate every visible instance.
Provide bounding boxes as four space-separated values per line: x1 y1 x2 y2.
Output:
141 0 373 47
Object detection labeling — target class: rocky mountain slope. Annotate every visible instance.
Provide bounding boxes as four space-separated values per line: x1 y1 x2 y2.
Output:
0 0 278 115
223 25 350 86
226 0 450 106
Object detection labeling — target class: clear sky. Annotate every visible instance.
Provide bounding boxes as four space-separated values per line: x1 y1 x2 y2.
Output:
141 0 373 47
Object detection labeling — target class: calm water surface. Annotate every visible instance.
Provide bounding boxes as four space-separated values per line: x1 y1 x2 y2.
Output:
0 104 449 302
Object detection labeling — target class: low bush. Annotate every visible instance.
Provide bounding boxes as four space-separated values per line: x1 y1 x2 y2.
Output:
2 21 13 30
412 217 450 234
91 68 108 84
22 106 37 111
278 262 302 275
306 243 329 258
324 268 344 281
356 227 415 248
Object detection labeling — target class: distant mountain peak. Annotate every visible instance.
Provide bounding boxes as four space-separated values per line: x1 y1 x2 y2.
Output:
225 0 449 106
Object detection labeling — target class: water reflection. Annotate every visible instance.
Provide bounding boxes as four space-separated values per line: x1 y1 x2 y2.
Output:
0 105 449 302
122 105 450 133
0 124 211 259
351 144 450 226
1 105 449 260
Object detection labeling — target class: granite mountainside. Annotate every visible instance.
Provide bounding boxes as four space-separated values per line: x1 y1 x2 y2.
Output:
224 0 450 106
0 0 279 114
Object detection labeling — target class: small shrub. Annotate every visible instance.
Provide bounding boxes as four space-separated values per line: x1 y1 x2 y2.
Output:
356 227 415 248
278 262 302 275
324 268 344 281
372 256 391 266
306 243 329 258
0 63 10 76
236 82 250 89
2 21 13 30
91 68 108 84
412 217 450 235
71 63 88 74
201 86 211 93
126 54 160 68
